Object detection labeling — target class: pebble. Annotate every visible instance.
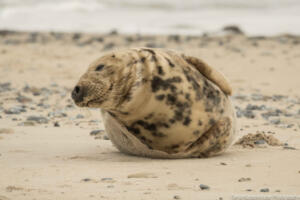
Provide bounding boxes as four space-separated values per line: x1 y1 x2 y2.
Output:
101 177 113 181
72 33 81 41
54 122 60 127
103 42 115 51
246 104 266 111
81 178 92 182
26 115 49 124
0 82 12 93
238 177 251 182
90 129 105 136
16 94 32 103
251 94 266 101
243 110 256 119
254 140 266 145
199 184 210 190
261 109 282 120
223 25 244 34
76 114 84 119
48 111 67 118
235 106 255 119
4 106 26 114
283 146 296 150
37 103 51 109
100 178 115 183
260 188 269 192
18 121 35 126
270 118 281 125
168 35 181 43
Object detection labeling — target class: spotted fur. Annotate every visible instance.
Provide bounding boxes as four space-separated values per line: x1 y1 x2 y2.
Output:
72 48 236 158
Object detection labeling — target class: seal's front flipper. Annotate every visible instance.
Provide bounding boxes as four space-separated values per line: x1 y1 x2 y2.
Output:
182 55 232 96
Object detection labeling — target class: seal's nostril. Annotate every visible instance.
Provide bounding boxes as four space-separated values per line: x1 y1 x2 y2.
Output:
75 86 80 94
72 85 84 103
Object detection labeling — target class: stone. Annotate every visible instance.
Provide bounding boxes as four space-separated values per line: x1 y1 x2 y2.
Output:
4 106 26 114
260 188 269 192
27 115 49 124
48 111 67 118
199 184 210 190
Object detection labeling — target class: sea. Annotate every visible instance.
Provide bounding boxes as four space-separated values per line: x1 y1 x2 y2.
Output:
0 0 300 36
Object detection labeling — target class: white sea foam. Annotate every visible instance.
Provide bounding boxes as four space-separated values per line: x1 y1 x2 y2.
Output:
0 0 300 35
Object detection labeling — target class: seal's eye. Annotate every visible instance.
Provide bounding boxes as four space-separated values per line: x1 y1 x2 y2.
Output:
95 64 105 71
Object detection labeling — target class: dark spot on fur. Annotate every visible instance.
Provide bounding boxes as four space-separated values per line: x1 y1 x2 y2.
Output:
108 111 116 117
151 132 166 137
151 55 158 62
220 109 224 114
174 110 183 121
162 123 170 128
119 111 129 115
151 76 179 93
209 118 216 125
142 78 148 83
182 68 202 100
128 59 138 66
142 48 156 55
165 57 175 67
157 66 164 75
193 130 200 135
144 113 154 120
198 120 202 126
183 116 191 126
169 119 175 124
95 64 105 71
167 94 176 105
171 144 180 149
136 120 157 131
205 108 213 112
202 79 221 112
185 93 191 101
156 94 165 101
126 126 140 135
108 84 113 91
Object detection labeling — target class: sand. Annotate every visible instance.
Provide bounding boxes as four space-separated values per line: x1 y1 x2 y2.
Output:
0 30 300 200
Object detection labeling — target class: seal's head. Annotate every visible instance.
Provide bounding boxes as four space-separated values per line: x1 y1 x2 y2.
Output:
71 52 135 111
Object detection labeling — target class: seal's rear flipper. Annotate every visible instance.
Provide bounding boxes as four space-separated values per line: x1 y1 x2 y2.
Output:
182 55 232 96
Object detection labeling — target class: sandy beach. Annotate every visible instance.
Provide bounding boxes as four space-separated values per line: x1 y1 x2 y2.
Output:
0 30 300 200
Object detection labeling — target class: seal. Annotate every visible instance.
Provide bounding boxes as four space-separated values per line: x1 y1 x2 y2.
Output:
71 48 236 158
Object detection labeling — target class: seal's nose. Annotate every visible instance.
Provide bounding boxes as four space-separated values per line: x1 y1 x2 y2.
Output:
71 85 84 103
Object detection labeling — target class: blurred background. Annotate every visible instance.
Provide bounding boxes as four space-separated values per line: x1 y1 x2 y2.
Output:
0 0 300 35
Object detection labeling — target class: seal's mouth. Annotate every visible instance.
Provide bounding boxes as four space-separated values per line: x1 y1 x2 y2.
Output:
78 98 103 108
87 98 101 107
